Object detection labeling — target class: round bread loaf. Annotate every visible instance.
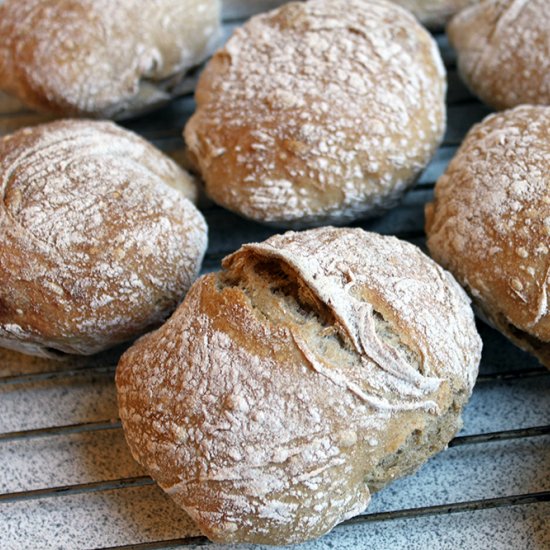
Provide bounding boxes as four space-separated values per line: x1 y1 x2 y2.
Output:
0 119 208 358
448 0 550 110
426 105 550 367
116 227 481 545
390 0 479 27
185 0 446 228
0 0 221 118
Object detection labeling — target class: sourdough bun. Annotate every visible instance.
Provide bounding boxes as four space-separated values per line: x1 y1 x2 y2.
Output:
0 120 207 358
185 0 446 228
448 0 550 110
426 105 550 367
0 0 221 118
116 227 481 545
390 0 479 27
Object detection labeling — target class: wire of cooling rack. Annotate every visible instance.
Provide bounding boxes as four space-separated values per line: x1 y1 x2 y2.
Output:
92 488 550 549
0 363 547 388
1 424 548 504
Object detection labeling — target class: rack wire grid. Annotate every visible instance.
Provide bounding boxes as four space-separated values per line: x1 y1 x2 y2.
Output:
0 2 549 549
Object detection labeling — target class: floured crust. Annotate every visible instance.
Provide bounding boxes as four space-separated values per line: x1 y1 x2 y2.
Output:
448 0 550 110
0 119 208 357
390 0 479 27
185 0 446 227
116 227 481 544
426 105 550 367
0 0 221 118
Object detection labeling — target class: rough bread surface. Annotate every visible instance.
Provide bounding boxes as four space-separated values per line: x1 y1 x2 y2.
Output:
426 105 550 367
448 0 550 110
0 119 208 357
0 0 221 118
185 0 446 227
116 227 481 545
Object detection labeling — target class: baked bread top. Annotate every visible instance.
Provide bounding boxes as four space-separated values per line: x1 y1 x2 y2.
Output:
185 0 446 227
0 0 221 118
426 105 550 366
0 119 208 357
117 227 481 544
448 0 550 110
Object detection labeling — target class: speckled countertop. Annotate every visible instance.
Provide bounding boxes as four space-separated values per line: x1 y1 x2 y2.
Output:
0 1 549 549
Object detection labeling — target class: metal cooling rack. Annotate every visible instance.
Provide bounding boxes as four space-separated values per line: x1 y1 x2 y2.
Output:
0 2 549 549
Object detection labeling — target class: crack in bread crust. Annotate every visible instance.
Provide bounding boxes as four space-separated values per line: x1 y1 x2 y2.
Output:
220 247 440 411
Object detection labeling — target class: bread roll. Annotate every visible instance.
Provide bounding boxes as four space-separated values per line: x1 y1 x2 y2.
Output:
117 227 481 545
448 0 550 110
185 0 446 228
0 120 207 358
390 0 479 27
0 0 221 118
426 105 550 367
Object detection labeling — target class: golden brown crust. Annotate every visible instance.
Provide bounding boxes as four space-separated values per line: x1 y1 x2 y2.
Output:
426 105 550 367
448 0 550 110
185 0 446 227
116 227 481 544
0 0 221 118
0 119 208 357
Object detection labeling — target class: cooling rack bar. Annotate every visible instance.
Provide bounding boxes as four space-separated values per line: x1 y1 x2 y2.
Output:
0 365 117 386
476 367 549 382
0 419 122 442
0 364 546 388
0 427 548 503
97 536 209 549
342 490 550 526
94 537 210 550
449 425 550 447
94 490 550 550
0 476 153 504
1 419 548 446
